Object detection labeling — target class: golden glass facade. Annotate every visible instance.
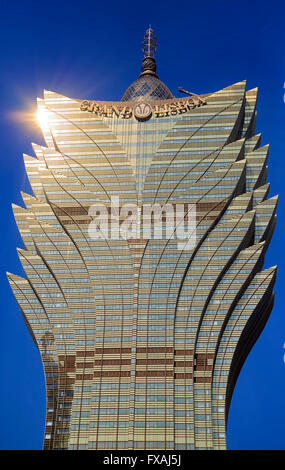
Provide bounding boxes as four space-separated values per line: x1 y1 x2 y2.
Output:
8 77 277 450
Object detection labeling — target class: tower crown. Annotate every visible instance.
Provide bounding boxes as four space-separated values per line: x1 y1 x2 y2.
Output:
121 27 173 102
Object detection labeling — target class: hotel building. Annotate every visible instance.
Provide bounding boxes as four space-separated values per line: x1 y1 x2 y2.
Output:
8 28 277 450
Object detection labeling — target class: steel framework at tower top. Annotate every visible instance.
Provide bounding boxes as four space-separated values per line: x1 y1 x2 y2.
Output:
142 26 157 58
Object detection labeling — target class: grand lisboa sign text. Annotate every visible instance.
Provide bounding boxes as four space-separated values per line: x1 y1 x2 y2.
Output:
79 95 207 121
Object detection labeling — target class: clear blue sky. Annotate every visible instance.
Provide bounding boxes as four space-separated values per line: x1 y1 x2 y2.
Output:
0 0 284 450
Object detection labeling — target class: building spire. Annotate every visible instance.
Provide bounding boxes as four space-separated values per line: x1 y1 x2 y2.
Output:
142 26 157 59
121 26 173 101
140 26 158 78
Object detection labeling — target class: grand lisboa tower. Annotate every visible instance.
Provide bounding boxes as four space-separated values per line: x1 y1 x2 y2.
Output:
8 27 277 450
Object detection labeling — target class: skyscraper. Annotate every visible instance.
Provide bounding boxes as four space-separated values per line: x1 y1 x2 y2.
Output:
8 27 277 450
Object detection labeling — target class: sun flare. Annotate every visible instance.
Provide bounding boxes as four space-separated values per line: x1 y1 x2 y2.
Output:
36 108 49 128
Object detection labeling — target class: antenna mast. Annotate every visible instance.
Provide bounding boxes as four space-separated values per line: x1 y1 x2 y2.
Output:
142 27 157 59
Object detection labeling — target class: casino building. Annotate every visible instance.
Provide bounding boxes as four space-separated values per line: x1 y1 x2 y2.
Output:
8 28 277 450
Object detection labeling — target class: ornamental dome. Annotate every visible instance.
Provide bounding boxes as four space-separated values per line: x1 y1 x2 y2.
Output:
121 73 173 102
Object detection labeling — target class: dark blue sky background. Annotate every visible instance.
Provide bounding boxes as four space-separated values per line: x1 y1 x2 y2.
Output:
0 0 284 450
